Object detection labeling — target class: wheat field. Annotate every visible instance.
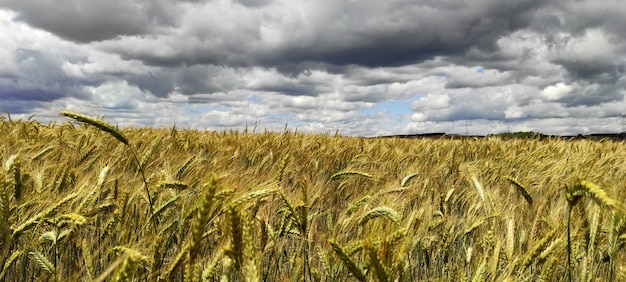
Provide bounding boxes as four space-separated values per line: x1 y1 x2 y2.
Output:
1 112 626 281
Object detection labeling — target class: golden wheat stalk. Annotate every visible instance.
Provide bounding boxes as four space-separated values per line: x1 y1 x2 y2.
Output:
162 242 191 279
0 250 23 280
358 206 401 226
366 239 389 282
148 195 180 223
568 179 616 208
202 248 224 281
156 180 189 190
506 217 515 261
470 176 486 204
329 170 372 181
30 146 54 162
539 254 559 282
0 181 10 238
242 214 260 282
225 206 244 270
329 240 366 282
504 176 533 207
228 186 279 209
472 257 487 282
111 249 148 282
520 229 557 270
149 234 164 282
28 251 54 275
400 172 419 187
12 192 78 238
189 176 218 263
61 111 129 145
345 196 372 216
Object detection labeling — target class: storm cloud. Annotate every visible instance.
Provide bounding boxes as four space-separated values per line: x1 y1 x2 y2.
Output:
1 0 625 136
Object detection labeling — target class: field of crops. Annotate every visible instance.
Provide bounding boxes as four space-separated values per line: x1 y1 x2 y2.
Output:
1 112 626 281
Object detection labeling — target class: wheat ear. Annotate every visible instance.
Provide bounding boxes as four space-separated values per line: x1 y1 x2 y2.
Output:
329 170 372 181
358 206 401 226
329 240 366 282
61 111 129 145
365 239 389 282
12 192 78 238
504 176 533 207
568 179 615 208
189 176 218 263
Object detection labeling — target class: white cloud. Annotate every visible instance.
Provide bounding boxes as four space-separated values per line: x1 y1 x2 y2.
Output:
541 82 572 101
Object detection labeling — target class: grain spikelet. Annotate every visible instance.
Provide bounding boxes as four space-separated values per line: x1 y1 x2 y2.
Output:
149 195 180 221
139 137 161 169
0 181 10 239
97 165 110 190
470 176 486 206
345 240 365 256
38 230 57 244
386 227 407 245
539 255 559 282
520 229 557 270
365 240 389 282
444 188 455 203
149 234 164 282
466 246 474 264
358 206 401 226
30 146 54 162
329 240 366 282
345 196 371 216
568 179 615 208
330 171 372 181
189 176 218 263
490 240 502 279
400 172 419 187
175 156 195 180
538 237 564 261
528 203 545 248
112 249 148 282
506 217 515 261
225 207 244 269
12 192 78 238
0 250 23 280
504 176 533 207
277 191 298 223
156 180 189 190
162 242 191 279
609 211 626 260
28 251 54 274
317 248 330 278
242 214 260 282
229 186 279 209
373 187 408 197
61 111 129 146
472 257 487 282
202 248 224 281
275 154 290 183
4 154 17 172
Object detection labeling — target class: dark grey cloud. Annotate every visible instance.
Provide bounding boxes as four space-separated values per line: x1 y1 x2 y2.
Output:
0 98 43 114
89 0 552 71
234 0 273 8
124 72 175 98
0 49 94 110
1 0 182 42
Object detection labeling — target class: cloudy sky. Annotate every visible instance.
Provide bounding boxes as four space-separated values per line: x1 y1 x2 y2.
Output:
1 0 626 136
